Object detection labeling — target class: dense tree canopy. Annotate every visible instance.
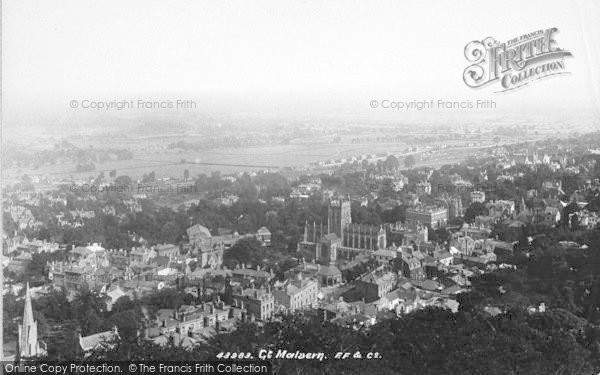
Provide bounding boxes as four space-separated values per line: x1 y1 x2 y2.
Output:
56 308 600 375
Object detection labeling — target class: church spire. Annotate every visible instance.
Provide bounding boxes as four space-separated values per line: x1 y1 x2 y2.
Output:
18 283 45 358
23 283 34 328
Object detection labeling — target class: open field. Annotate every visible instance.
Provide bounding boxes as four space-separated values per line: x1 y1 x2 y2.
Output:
1 136 520 186
3 142 412 184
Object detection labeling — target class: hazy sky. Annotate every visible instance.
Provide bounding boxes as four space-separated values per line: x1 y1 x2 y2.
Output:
2 0 600 126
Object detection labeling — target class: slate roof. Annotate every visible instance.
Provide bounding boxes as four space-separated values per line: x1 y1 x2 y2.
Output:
257 226 271 235
232 268 271 278
153 333 198 348
317 264 341 277
71 247 92 257
320 233 340 244
372 249 397 258
384 288 417 302
79 330 118 351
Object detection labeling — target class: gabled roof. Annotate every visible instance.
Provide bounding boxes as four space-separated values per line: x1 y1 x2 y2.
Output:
484 239 514 249
156 243 178 252
130 247 148 256
433 251 453 260
441 284 464 295
72 247 93 256
153 333 198 348
384 288 417 302
79 329 118 351
286 278 317 295
232 268 271 278
320 233 340 244
372 249 397 258
401 255 421 268
412 279 442 291
190 268 231 278
317 264 341 277
15 252 33 261
503 219 526 228
106 287 126 302
360 270 394 285
257 226 271 235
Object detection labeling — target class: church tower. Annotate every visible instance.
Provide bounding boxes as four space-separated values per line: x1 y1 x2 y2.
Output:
18 283 46 358
327 198 352 241
519 197 528 215
377 225 387 250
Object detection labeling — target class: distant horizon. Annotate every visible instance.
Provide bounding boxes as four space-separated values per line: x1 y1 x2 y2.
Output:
3 0 600 137
3 91 599 137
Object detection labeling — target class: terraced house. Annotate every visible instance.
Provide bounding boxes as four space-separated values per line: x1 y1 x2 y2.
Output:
273 274 319 313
